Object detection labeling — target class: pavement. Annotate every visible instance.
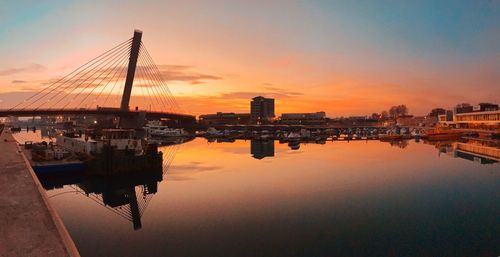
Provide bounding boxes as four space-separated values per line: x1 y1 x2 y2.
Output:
0 130 80 257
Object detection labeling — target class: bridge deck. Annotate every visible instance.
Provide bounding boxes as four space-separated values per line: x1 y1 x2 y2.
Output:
0 109 195 120
0 131 80 257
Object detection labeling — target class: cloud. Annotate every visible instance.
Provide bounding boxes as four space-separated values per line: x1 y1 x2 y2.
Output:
156 65 222 84
219 87 304 100
0 63 46 76
11 80 27 83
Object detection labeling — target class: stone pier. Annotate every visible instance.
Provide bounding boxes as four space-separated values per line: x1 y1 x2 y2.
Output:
0 130 80 257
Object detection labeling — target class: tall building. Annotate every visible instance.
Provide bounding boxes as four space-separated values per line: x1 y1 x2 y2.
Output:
250 96 275 123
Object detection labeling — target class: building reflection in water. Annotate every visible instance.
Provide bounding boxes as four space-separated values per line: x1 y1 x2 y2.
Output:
427 139 499 165
37 144 179 230
251 139 275 159
454 150 498 164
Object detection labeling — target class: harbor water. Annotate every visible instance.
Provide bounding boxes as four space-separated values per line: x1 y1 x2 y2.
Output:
12 131 500 257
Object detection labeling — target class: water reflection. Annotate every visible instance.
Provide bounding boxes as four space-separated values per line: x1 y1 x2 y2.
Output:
38 144 180 230
40 170 162 230
10 131 500 257
209 137 499 165
250 140 274 159
425 139 499 164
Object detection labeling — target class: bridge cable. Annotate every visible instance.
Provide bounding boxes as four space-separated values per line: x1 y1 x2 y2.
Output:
102 55 130 107
74 45 132 109
33 39 132 110
135 49 160 111
140 46 177 112
140 42 181 112
93 51 130 108
14 38 132 111
51 41 132 110
140 51 173 112
140 43 178 112
59 42 132 109
136 53 161 111
137 51 169 111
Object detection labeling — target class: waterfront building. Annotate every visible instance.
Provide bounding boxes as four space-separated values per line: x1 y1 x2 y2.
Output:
250 96 275 123
397 115 437 127
280 112 326 125
438 110 455 126
455 103 498 113
198 112 251 126
438 103 499 129
454 103 474 114
454 110 500 129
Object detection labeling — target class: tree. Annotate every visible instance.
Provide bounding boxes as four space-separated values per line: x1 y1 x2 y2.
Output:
381 110 389 119
388 105 409 119
371 113 381 119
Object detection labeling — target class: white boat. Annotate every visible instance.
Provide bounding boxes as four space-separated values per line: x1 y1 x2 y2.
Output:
260 134 271 140
300 129 311 138
56 129 145 155
205 127 223 137
144 122 188 138
287 132 301 141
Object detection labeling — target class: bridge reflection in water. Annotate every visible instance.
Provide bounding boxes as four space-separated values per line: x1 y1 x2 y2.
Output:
37 144 179 230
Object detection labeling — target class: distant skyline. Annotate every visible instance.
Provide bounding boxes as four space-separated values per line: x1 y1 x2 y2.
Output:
0 0 499 116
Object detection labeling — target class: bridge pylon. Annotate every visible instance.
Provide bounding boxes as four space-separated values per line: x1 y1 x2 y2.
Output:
120 29 142 112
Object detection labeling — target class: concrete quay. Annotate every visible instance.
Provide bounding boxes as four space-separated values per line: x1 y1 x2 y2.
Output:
0 130 80 257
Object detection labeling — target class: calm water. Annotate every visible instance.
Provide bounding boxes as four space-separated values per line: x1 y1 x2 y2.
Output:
14 131 500 257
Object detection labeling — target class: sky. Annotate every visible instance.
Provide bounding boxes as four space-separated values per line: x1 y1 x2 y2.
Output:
0 0 498 117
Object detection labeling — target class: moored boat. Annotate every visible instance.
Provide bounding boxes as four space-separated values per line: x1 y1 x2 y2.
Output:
423 126 463 141
144 121 189 138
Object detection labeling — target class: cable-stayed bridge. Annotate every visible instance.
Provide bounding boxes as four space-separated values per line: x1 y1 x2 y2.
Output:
0 30 195 127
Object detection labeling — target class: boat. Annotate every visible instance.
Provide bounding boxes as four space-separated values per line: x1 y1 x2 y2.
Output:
144 121 189 138
260 134 272 140
22 141 85 174
423 126 463 141
287 131 301 141
56 129 162 175
204 127 223 137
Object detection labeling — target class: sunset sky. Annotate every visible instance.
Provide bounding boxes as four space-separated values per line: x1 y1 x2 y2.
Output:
0 0 498 117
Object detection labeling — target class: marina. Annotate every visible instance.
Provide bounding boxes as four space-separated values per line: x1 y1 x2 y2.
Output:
7 131 497 257
0 4 499 256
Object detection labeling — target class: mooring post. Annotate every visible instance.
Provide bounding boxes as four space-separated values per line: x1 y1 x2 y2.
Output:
120 29 142 111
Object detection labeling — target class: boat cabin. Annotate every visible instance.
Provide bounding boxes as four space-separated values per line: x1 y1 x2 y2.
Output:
101 129 143 152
